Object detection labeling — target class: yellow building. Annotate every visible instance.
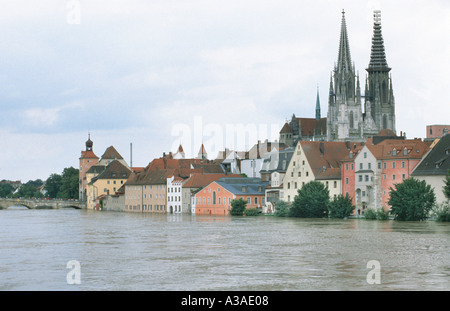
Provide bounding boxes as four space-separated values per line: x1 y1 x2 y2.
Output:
87 160 132 210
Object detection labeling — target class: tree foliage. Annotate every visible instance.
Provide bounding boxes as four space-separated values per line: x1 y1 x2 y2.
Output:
328 193 354 219
0 183 15 197
230 198 246 216
13 180 44 198
389 178 436 221
274 200 290 217
44 167 79 199
290 181 329 218
444 169 450 201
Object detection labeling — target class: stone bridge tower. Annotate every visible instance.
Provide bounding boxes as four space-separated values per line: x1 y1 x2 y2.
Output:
79 133 99 201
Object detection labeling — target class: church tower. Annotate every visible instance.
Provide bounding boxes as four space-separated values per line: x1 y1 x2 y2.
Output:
363 10 396 135
327 10 363 141
79 133 99 201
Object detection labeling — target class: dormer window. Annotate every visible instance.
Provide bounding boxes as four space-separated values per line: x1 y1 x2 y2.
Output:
241 186 248 193
392 149 397 156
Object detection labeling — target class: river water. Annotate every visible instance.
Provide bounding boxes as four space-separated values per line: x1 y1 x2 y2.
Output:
0 207 449 291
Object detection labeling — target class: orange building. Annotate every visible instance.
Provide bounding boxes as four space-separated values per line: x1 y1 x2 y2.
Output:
194 178 269 216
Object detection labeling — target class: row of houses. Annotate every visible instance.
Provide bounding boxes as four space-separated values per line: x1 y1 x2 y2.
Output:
79 130 449 215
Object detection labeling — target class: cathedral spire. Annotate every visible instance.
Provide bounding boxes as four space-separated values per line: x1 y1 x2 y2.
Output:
368 10 390 71
315 85 321 120
336 9 352 74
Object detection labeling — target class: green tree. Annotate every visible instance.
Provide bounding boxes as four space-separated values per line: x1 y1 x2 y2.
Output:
328 194 354 218
230 198 246 216
290 181 330 218
13 180 44 198
443 169 450 201
44 167 79 199
389 178 436 221
0 183 14 198
45 173 62 198
58 167 79 199
274 200 290 217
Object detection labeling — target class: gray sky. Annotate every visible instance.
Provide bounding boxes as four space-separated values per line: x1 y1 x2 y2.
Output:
1 0 449 182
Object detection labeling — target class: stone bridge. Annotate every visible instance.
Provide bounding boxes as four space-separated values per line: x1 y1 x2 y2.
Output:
0 198 86 210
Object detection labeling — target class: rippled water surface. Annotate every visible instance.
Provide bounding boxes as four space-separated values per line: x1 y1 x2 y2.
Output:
0 208 449 290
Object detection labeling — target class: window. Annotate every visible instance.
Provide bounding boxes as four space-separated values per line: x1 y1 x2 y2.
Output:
368 163 371 170
334 181 337 188
392 162 396 169
378 162 381 169
295 182 297 189
360 163 363 170
402 161 405 168
254 197 258 205
393 174 396 180
365 175 369 182
358 175 362 182
383 162 387 169
364 152 367 158
247 197 251 204
402 174 406 180
351 164 354 170
345 178 349 185
213 191 216 205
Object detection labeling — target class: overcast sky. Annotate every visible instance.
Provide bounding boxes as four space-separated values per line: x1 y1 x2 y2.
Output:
0 0 449 182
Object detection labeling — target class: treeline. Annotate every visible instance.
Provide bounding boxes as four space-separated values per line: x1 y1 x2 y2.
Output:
0 167 79 199
272 174 450 222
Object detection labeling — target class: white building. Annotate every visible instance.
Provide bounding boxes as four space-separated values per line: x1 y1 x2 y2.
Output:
167 175 183 213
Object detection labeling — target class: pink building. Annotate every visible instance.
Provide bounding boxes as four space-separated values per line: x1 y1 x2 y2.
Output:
426 125 449 139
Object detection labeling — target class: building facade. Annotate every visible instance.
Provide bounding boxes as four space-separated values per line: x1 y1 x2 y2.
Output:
412 134 450 205
86 160 132 210
352 137 430 212
194 178 269 216
283 141 362 203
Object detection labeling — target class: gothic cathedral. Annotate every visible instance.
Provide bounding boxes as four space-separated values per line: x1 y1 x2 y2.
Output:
327 10 396 141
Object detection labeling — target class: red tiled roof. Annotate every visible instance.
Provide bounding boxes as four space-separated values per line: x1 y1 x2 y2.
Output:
296 117 327 136
101 146 124 160
300 141 364 177
366 138 430 160
280 122 293 133
80 150 99 159
183 173 241 188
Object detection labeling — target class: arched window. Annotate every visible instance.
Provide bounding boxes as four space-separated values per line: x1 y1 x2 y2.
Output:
350 111 354 129
212 191 216 205
383 115 388 129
